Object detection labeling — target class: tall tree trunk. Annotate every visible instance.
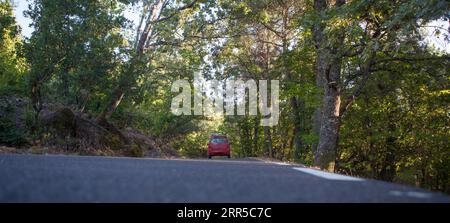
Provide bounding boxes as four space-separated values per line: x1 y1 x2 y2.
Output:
312 0 346 171
314 59 342 171
311 0 327 156
311 62 325 156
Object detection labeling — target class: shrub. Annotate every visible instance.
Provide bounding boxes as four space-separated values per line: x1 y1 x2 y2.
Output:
0 109 27 146
125 144 145 157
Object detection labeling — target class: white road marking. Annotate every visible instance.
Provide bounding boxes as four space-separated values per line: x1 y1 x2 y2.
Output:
292 167 364 181
407 191 432 199
269 161 291 166
388 190 403 196
389 190 432 199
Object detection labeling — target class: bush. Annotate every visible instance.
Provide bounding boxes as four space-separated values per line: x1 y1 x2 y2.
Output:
125 144 145 157
0 111 27 146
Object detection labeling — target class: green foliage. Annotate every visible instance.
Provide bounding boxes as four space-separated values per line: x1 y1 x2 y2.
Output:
173 131 209 158
126 144 145 157
25 0 128 114
0 0 27 95
339 56 450 192
0 103 27 146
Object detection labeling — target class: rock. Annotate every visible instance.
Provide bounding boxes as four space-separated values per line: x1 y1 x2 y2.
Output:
42 107 77 138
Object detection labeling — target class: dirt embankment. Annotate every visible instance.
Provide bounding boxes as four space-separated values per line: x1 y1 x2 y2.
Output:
0 96 178 158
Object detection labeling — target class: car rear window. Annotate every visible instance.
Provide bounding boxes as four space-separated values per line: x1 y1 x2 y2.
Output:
210 138 228 143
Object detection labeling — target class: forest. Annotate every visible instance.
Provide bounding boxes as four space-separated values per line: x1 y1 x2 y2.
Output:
0 0 449 193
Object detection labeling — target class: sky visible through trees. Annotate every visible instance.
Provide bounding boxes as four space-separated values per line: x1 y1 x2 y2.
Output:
11 1 450 52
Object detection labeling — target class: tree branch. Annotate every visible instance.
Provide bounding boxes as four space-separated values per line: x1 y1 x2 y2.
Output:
260 22 284 38
155 0 198 23
340 55 376 117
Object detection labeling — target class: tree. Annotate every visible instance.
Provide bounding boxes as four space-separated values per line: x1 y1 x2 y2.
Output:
210 0 312 159
26 0 127 119
98 0 200 121
339 54 449 191
309 0 450 171
0 0 26 95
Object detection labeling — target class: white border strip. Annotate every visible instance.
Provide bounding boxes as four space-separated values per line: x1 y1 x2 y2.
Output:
293 167 364 181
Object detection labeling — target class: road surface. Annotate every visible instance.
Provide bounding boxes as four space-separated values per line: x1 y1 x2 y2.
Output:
0 154 448 202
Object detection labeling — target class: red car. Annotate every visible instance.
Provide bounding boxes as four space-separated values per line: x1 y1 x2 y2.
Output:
207 135 231 159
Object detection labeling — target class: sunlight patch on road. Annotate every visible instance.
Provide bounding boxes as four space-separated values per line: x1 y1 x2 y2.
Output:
292 167 364 181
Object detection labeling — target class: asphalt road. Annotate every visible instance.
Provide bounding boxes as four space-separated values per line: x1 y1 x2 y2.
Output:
0 154 448 202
